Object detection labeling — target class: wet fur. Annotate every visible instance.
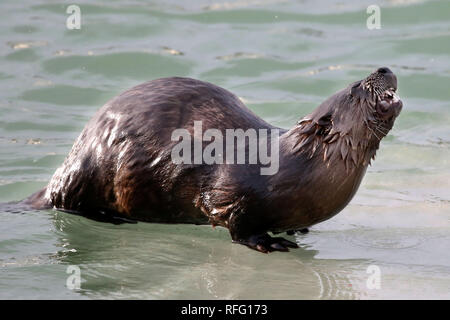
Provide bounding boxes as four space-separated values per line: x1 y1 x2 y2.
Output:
24 70 402 252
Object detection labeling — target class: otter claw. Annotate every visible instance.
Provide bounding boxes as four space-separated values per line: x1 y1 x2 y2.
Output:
233 234 299 253
270 242 289 251
256 244 269 253
286 228 309 235
277 239 299 248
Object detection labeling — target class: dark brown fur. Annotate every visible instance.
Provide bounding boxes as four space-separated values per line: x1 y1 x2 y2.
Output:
25 68 402 253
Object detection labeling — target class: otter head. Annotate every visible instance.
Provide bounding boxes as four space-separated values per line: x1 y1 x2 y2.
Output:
293 67 403 169
350 67 403 140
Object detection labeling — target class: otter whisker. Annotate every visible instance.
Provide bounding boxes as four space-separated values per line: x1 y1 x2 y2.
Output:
376 123 390 133
367 125 382 141
374 125 389 136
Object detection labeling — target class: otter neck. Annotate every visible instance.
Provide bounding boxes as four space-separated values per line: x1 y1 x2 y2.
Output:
280 117 381 173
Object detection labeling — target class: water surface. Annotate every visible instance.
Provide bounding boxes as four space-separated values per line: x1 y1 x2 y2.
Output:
0 0 449 299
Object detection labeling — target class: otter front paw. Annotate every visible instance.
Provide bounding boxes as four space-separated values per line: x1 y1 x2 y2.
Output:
233 233 299 253
286 228 309 235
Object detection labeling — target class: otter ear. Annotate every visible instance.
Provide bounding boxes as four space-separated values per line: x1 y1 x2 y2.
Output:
350 81 366 99
315 114 332 136
317 114 332 127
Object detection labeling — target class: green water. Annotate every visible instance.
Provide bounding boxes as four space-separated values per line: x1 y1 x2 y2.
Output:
0 0 449 299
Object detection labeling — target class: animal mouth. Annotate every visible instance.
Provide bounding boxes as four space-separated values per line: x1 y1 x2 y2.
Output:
375 88 403 120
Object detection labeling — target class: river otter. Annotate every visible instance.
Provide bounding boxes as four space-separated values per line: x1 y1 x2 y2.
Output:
26 67 402 253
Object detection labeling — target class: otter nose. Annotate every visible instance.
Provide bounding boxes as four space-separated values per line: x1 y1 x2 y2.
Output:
376 67 397 90
377 67 393 74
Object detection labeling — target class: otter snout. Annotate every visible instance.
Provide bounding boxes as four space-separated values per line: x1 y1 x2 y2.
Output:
376 67 397 91
370 67 402 120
